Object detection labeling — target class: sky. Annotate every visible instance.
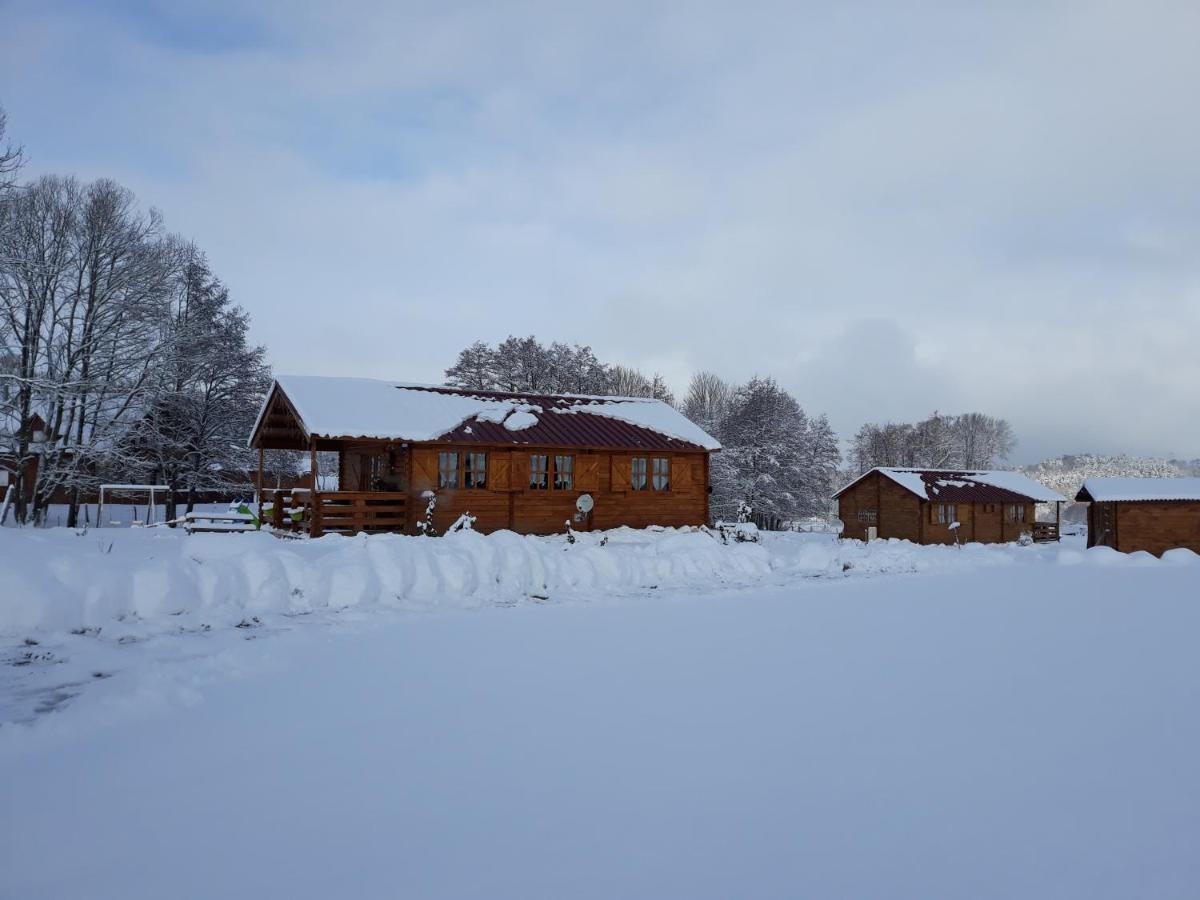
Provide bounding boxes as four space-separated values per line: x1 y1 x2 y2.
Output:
2 0 1198 464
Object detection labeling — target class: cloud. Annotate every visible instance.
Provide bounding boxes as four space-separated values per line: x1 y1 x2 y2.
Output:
2 0 1198 462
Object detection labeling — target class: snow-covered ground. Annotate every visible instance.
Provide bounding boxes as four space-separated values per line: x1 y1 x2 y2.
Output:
2 528 1199 899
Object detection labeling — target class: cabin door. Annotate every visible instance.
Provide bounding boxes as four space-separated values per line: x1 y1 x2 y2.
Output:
342 446 408 492
1093 502 1116 549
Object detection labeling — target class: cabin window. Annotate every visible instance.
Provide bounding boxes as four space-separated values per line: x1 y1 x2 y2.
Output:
554 455 574 490
530 454 549 490
464 452 487 489
858 509 877 524
652 457 670 491
1007 504 1025 523
933 503 956 524
438 452 459 489
631 456 648 491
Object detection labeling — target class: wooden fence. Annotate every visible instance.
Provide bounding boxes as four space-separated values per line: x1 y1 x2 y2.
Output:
270 489 408 537
1031 521 1060 543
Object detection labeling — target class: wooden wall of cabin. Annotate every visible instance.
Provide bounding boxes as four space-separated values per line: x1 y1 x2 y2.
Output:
1114 501 1200 556
836 472 921 542
924 501 1029 544
922 500 973 545
405 446 710 535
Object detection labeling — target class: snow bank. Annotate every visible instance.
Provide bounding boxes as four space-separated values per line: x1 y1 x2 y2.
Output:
3 527 1195 636
0 527 765 633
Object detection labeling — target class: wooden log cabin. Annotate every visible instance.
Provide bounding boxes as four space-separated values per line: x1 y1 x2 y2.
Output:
1074 477 1200 556
834 467 1066 545
248 376 720 537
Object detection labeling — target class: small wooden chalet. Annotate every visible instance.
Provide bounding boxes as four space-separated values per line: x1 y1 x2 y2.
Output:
834 467 1066 545
248 376 720 537
1074 477 1200 556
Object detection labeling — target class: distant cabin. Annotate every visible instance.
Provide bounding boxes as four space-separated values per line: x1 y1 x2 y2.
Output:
1074 477 1200 556
833 467 1066 545
248 376 720 537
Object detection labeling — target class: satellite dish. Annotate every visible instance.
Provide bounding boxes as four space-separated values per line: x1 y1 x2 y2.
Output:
576 493 594 513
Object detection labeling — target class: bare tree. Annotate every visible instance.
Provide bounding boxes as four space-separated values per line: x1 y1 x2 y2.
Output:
852 411 1017 473
682 370 731 436
32 179 174 525
0 176 79 522
0 105 23 191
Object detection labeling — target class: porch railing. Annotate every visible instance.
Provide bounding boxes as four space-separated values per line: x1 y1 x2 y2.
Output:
1031 521 1060 543
270 489 408 537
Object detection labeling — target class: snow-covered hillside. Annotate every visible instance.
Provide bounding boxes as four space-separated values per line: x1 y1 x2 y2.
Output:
3 528 1199 899
1022 453 1200 522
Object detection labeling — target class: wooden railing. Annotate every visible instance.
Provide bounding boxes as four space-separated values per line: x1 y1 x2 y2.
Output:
269 489 313 531
1031 521 1060 543
307 491 408 537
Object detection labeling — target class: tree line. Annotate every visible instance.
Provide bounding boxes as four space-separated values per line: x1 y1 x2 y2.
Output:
850 412 1016 474
0 107 268 525
445 336 676 403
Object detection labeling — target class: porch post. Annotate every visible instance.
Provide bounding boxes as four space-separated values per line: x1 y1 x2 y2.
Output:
256 446 264 526
309 438 320 538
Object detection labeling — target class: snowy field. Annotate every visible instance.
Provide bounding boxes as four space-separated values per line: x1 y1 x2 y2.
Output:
2 527 1200 899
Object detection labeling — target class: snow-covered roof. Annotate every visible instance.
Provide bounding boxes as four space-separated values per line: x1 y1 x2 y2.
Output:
834 467 1066 503
252 375 721 451
1075 477 1200 503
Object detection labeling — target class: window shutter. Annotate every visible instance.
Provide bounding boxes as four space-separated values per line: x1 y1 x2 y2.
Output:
929 503 937 524
511 453 531 492
610 454 631 492
671 456 691 491
411 449 438 493
576 453 600 491
490 451 511 491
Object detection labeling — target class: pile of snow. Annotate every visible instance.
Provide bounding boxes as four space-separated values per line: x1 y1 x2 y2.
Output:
3 527 1196 637
501 406 541 431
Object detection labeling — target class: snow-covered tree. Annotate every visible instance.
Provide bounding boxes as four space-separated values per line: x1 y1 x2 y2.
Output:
444 340 495 391
711 376 839 526
129 246 268 521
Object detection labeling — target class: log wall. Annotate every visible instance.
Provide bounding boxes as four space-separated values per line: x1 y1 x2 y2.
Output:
396 445 709 536
1113 501 1200 556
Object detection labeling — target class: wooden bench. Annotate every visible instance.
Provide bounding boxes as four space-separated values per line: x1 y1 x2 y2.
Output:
183 511 257 534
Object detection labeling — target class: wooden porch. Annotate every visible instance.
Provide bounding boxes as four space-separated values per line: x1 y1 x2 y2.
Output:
266 489 408 537
1031 521 1060 543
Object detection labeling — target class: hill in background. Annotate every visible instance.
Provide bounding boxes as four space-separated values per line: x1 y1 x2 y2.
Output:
1023 454 1200 522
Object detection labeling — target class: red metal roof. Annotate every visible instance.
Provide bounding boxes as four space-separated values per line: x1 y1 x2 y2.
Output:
835 468 1051 503
413 386 706 451
907 471 1039 503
